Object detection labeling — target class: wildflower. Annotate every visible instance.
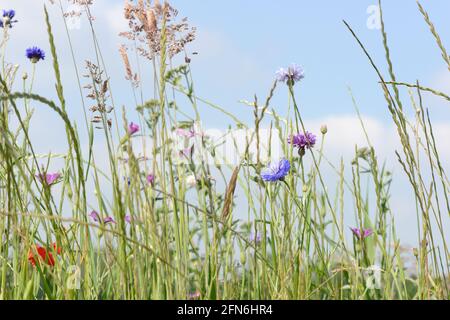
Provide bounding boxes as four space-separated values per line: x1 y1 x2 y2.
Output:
0 9 17 28
320 124 328 135
128 122 140 135
26 47 45 63
146 174 155 185
275 63 304 85
249 232 262 245
36 172 61 186
188 291 201 300
179 146 193 159
103 216 116 224
28 243 61 267
186 174 197 188
125 215 131 224
288 131 316 151
350 227 373 239
89 210 116 224
261 158 291 182
176 128 195 138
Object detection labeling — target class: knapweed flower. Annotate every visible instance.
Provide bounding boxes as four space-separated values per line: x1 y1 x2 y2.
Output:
288 131 316 151
26 47 45 63
275 63 304 85
36 172 61 186
261 158 291 182
128 122 140 135
28 243 61 267
350 227 373 239
89 210 116 224
0 9 17 28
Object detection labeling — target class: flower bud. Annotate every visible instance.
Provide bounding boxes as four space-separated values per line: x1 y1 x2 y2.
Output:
320 124 328 135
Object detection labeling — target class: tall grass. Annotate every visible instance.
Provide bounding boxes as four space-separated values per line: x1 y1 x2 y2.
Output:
0 0 448 300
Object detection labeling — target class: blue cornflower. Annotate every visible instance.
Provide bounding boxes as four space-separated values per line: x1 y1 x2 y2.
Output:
275 63 305 85
0 9 17 28
261 158 291 182
26 47 45 63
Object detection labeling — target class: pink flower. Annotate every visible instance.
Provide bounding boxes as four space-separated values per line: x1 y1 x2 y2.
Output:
128 122 140 135
176 128 195 138
350 227 373 239
146 174 155 185
36 172 61 186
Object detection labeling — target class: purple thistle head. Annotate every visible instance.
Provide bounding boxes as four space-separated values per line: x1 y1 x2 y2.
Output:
261 158 291 182
146 174 155 185
26 47 45 63
350 227 373 239
128 122 140 135
36 172 61 186
0 9 17 28
288 131 316 150
275 64 304 85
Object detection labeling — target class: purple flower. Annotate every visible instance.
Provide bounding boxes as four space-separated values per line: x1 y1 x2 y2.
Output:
125 215 131 224
261 158 291 182
0 9 17 28
103 217 116 224
249 232 262 245
26 47 45 63
288 131 316 150
146 174 155 185
128 122 140 135
89 210 116 224
350 227 373 239
36 172 61 186
275 64 304 85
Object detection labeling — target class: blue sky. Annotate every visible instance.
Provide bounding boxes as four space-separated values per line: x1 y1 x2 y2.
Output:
2 0 449 245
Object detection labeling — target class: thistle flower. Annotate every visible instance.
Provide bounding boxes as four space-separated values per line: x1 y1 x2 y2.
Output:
128 122 140 135
26 47 45 63
288 131 316 151
36 172 61 186
261 158 291 182
0 9 17 28
350 227 373 239
275 63 304 85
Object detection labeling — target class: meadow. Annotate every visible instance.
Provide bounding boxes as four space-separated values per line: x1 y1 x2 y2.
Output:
0 0 449 300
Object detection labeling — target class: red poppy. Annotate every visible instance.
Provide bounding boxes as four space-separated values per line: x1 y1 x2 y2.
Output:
28 243 61 267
